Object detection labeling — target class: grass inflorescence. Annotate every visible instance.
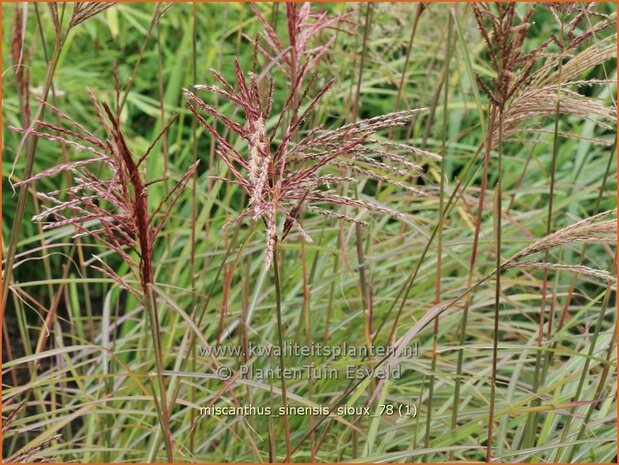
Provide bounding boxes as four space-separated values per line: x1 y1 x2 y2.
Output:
2 2 616 463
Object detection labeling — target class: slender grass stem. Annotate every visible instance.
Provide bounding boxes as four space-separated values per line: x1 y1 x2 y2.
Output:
189 2 199 454
451 107 495 451
486 107 502 463
426 12 452 457
298 224 317 461
118 3 163 112
389 3 424 139
144 288 175 462
350 9 375 452
146 225 249 461
2 37 64 313
273 242 292 462
527 17 565 450
352 5 373 351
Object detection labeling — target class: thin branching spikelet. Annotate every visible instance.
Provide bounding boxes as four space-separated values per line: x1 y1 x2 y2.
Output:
3 435 60 463
507 262 616 287
47 2 116 35
506 210 617 265
69 2 117 28
249 2 353 86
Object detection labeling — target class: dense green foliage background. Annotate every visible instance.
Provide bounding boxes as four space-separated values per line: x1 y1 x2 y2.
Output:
2 3 617 462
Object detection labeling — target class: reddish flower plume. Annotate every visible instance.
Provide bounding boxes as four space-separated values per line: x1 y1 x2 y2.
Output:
10 90 198 293
185 3 439 269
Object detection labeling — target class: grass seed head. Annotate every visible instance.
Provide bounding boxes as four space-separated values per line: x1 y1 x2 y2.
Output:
11 90 198 295
186 3 438 269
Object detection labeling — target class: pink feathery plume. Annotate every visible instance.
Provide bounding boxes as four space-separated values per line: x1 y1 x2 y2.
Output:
12 90 198 291
185 3 439 269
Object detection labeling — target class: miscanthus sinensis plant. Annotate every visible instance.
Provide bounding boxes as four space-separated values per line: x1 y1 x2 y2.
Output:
184 3 439 460
11 94 198 296
469 3 616 460
9 90 197 462
184 2 439 270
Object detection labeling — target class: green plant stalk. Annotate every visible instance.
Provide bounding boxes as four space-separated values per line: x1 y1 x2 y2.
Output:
102 287 115 463
452 6 485 136
205 6 228 243
189 2 199 454
355 222 372 345
118 3 163 112
2 34 65 314
273 242 292 462
425 12 452 457
351 4 373 356
322 254 337 342
144 281 175 463
421 55 447 149
486 107 503 463
451 106 495 452
347 8 375 455
526 19 565 450
390 3 424 124
298 225 317 460
2 320 18 388
31 4 58 304
146 225 249 461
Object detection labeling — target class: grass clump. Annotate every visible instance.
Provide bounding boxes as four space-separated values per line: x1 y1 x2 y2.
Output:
2 2 616 463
